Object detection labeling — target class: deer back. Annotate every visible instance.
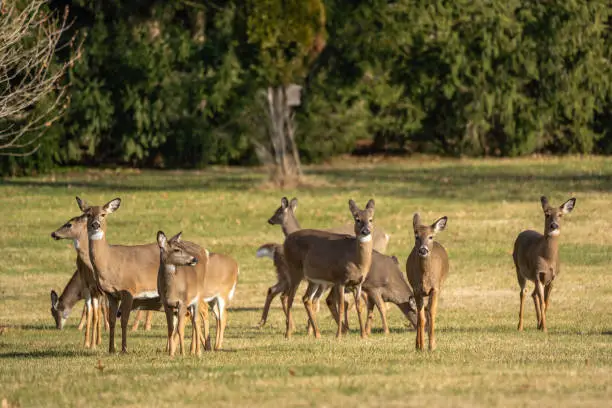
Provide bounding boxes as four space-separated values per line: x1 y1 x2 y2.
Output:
203 253 239 301
364 251 414 305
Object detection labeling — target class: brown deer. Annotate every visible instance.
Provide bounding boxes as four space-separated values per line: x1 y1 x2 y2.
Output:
157 231 206 357
50 270 87 329
260 197 390 331
406 214 449 351
51 214 108 348
283 199 375 339
255 243 291 329
76 197 162 353
513 196 576 332
359 253 417 335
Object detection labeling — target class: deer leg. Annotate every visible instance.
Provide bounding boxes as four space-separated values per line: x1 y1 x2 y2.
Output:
165 307 176 356
216 299 228 351
372 292 389 335
335 284 346 339
544 281 554 313
352 286 366 339
535 280 547 332
365 296 375 336
285 284 298 339
77 303 87 331
177 305 186 356
144 311 153 331
96 297 103 345
130 310 143 332
259 281 285 328
107 296 119 354
91 297 99 349
517 287 527 331
199 301 212 351
302 282 321 339
119 294 134 354
415 295 425 351
189 304 201 356
83 296 93 348
531 288 542 330
428 290 440 351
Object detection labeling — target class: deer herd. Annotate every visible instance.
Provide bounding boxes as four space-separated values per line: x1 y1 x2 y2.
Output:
49 194 576 355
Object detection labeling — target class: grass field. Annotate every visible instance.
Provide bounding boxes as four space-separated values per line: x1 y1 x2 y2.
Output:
1 156 611 407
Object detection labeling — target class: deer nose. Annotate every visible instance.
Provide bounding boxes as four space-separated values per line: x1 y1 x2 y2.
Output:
267 219 274 225
91 221 100 230
418 247 429 257
361 226 371 236
550 222 559 230
51 232 59 240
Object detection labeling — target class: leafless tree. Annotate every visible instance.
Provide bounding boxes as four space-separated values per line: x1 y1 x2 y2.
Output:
0 0 80 156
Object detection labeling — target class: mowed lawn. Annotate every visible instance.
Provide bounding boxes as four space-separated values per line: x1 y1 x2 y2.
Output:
1 156 611 407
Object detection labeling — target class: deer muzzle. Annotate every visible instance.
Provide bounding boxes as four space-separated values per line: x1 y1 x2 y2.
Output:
51 232 60 240
418 246 430 257
91 221 101 230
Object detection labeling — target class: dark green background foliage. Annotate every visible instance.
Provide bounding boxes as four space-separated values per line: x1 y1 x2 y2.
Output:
2 0 612 175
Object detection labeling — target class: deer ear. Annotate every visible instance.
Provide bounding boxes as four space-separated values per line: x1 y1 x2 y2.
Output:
157 231 167 249
560 197 576 214
50 290 59 308
75 197 89 212
348 199 358 215
103 198 121 213
540 196 549 211
432 216 448 233
366 199 375 211
413 213 421 231
169 231 182 243
289 198 298 212
281 197 289 209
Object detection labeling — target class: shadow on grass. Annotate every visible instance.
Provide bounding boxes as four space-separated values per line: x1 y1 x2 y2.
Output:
0 350 84 359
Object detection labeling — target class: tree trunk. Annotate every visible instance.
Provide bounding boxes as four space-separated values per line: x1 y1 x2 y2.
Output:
264 85 302 185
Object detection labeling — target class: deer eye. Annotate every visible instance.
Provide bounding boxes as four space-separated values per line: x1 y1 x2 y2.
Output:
415 234 419 240
173 248 180 253
368 219 373 223
65 223 72 228
428 236 433 240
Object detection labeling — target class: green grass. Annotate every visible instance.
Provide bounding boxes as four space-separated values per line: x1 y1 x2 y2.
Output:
1 156 611 407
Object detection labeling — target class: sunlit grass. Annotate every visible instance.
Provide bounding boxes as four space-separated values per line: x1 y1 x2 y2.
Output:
1 156 611 407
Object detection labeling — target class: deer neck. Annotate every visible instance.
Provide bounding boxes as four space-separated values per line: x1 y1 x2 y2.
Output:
59 273 85 311
418 253 436 275
355 235 374 278
73 232 91 269
282 212 301 236
541 235 560 264
397 301 415 320
88 229 111 274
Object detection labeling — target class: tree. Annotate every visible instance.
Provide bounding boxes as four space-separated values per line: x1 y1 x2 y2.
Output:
0 0 78 156
245 0 326 185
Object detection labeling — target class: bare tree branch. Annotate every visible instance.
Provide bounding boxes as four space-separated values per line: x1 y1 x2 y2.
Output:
0 0 81 156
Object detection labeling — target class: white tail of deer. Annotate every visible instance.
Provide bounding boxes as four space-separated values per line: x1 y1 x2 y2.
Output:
513 196 575 332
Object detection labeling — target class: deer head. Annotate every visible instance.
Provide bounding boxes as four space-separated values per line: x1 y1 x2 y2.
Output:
268 197 298 225
49 290 67 329
76 196 121 241
348 199 375 242
50 214 87 242
157 231 198 268
540 196 576 237
412 213 447 258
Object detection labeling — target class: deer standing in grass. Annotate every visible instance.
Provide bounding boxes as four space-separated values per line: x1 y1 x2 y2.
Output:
77 197 162 354
259 197 389 331
157 231 206 357
283 199 375 339
51 214 109 348
406 214 448 351
513 196 575 332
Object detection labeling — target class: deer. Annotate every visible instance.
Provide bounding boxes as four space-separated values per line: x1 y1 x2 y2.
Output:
406 213 449 351
76 196 163 354
260 197 390 331
157 231 207 357
51 214 109 348
283 199 375 339
513 196 576 333
50 270 87 329
158 232 239 353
